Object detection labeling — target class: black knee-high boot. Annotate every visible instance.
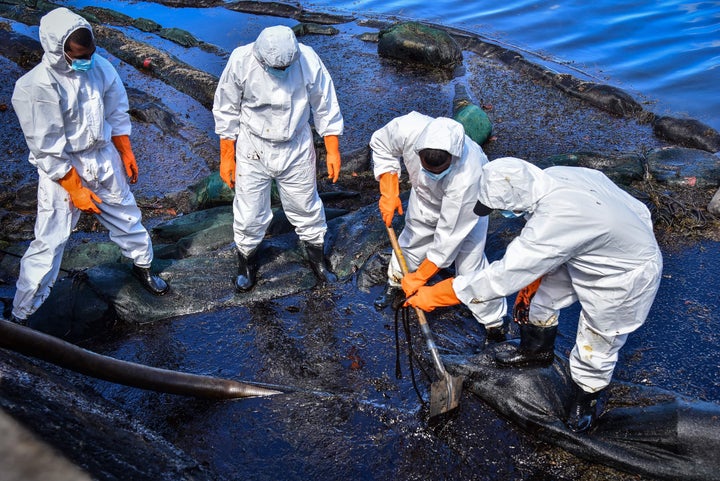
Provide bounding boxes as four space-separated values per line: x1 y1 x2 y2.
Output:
235 249 257 292
567 383 605 433
304 242 337 283
494 323 557 367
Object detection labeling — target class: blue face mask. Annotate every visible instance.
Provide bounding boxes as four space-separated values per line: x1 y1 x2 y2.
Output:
500 210 524 218
423 165 452 181
265 65 289 79
65 52 94 72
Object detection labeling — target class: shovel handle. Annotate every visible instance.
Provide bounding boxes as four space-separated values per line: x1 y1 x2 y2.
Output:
386 225 410 276
386 225 449 379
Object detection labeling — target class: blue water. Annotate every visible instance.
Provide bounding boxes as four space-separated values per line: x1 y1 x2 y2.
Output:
301 0 720 132
55 0 719 132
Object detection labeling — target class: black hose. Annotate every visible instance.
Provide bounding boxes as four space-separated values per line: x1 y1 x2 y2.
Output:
0 319 283 399
394 303 426 405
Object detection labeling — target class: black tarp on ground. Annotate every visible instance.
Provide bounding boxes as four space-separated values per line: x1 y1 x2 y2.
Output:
445 343 720 481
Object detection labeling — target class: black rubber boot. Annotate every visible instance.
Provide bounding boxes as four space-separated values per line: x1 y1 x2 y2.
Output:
1 303 26 326
485 316 510 345
235 250 257 292
495 323 557 367
132 265 169 296
10 314 27 326
373 283 402 311
567 383 604 433
304 242 337 284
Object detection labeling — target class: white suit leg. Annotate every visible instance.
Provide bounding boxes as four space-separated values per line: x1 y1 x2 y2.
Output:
528 264 578 326
570 311 628 392
456 218 507 328
95 197 153 267
90 147 154 267
275 140 326 246
232 157 274 256
13 175 79 320
386 252 404 287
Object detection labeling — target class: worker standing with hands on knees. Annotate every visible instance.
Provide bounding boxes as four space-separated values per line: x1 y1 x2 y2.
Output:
213 25 343 292
405 157 663 433
370 112 507 341
7 7 168 325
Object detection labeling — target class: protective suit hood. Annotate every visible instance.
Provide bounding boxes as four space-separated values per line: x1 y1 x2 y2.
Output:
252 25 299 68
413 117 465 159
477 157 556 214
39 7 94 72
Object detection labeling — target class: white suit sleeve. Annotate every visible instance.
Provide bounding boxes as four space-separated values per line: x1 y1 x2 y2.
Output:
306 50 343 137
453 211 584 303
213 51 244 140
369 115 414 180
12 80 73 181
103 69 132 137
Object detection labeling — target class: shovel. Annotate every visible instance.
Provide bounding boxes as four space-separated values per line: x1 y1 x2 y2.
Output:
386 225 463 417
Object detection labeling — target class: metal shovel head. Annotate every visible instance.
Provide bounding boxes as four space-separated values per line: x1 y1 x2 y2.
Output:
429 373 464 417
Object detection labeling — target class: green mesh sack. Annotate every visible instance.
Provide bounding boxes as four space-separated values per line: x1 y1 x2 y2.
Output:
454 104 492 145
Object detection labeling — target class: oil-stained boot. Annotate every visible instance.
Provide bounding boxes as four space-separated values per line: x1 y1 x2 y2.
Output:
373 283 402 311
484 316 510 345
132 265 169 296
304 242 337 284
567 383 605 433
1 302 26 326
235 249 257 292
495 323 557 367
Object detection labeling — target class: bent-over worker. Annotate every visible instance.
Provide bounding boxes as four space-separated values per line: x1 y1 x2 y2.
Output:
371 112 507 341
405 157 662 432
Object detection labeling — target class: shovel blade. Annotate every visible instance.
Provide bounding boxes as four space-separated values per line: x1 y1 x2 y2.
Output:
429 374 464 417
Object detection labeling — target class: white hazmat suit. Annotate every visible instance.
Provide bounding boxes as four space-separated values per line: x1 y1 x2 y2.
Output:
453 157 663 391
10 8 156 320
212 25 344 254
370 112 507 328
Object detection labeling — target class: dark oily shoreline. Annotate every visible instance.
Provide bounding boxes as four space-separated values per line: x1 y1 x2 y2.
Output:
1 0 719 236
2 0 719 325
0 1 719 481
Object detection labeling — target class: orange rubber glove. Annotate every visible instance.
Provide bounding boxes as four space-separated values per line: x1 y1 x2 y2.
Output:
111 135 138 184
404 278 460 312
401 258 440 297
219 138 236 189
513 277 543 324
58 167 102 214
324 135 341 183
378 172 403 226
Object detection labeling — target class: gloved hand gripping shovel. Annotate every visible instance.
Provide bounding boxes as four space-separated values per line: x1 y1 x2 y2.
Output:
386 226 463 417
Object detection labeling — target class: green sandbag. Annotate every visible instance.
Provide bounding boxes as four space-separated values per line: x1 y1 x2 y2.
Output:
453 103 492 145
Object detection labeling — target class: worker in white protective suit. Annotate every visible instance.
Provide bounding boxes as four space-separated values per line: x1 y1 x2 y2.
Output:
213 25 343 291
8 8 168 324
370 112 508 341
405 157 663 433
